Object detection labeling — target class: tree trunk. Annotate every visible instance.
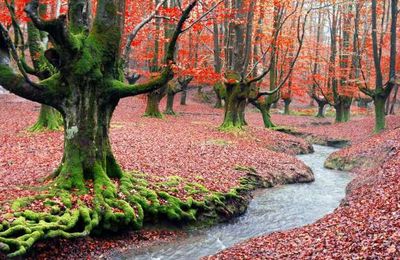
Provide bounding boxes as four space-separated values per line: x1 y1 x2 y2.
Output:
260 105 275 128
316 101 326 118
238 100 247 126
215 95 223 108
221 83 247 130
55 88 122 191
165 92 176 115
252 99 275 128
144 86 166 118
29 105 62 131
283 98 291 115
342 97 352 122
213 82 224 108
334 102 345 123
374 95 386 132
180 90 187 105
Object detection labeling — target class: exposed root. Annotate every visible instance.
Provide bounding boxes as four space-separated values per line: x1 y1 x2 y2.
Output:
1 168 256 257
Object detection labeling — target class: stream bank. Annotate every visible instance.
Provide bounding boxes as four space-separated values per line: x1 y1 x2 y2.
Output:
109 145 352 260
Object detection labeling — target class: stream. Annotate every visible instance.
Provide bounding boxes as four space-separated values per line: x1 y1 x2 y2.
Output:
114 145 353 260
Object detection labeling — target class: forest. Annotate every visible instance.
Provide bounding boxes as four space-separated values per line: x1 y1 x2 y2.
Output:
0 0 399 258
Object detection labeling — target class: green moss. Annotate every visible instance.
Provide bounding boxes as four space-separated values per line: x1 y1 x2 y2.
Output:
235 165 257 174
184 183 209 195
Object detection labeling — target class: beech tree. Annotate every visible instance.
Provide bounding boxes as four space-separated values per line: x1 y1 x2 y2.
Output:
217 0 308 129
0 0 197 256
359 0 398 132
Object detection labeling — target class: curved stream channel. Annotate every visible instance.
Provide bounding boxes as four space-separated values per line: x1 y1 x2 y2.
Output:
114 145 352 260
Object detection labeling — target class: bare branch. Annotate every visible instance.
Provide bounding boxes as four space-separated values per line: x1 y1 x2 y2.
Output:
123 0 168 69
181 0 224 33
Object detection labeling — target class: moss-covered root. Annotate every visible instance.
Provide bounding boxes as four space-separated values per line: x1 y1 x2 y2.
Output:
0 198 98 257
28 105 63 132
0 169 260 257
0 171 198 257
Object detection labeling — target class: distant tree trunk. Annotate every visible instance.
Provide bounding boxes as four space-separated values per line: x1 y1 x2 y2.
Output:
29 105 63 131
213 82 225 108
180 90 187 105
342 98 352 122
367 0 397 132
334 102 344 123
316 100 327 118
165 76 192 115
165 91 176 115
221 80 249 129
144 86 167 118
212 9 223 108
283 98 291 115
253 100 275 128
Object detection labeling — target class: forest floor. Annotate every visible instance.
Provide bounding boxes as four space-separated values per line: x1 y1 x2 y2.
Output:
0 92 399 258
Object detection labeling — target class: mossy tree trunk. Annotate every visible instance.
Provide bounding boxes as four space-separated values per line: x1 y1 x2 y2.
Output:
144 85 167 118
334 101 345 123
342 97 352 122
0 0 196 256
252 98 275 128
220 82 248 129
164 76 193 115
213 82 225 109
374 94 387 132
164 91 176 115
363 0 398 133
30 105 63 131
55 86 123 190
180 90 187 105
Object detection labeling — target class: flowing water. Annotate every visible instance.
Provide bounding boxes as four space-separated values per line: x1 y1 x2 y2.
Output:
114 145 353 260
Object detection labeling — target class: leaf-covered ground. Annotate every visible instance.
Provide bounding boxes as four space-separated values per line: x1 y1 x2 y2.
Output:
2 93 399 259
0 93 314 258
208 119 400 259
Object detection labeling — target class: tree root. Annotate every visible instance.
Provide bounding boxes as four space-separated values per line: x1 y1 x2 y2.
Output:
0 170 230 257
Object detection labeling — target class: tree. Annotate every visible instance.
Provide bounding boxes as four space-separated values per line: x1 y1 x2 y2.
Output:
359 0 398 132
165 75 193 115
0 0 197 256
249 0 308 128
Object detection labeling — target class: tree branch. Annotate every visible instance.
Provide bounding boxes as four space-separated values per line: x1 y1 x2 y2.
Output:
0 26 62 108
109 1 198 99
25 0 75 49
123 0 168 70
181 0 223 33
